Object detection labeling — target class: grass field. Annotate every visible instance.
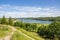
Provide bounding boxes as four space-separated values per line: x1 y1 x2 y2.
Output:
16 27 44 40
11 31 31 40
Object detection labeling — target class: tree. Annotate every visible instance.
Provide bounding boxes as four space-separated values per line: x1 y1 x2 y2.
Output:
24 23 37 32
48 21 60 40
37 25 47 36
9 17 13 25
14 22 20 27
1 16 7 24
38 21 60 40
30 23 37 32
25 23 30 31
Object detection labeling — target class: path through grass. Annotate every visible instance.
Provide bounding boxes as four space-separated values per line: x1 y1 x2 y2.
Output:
11 31 32 40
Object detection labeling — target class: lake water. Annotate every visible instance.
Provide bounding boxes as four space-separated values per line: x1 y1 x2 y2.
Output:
18 19 52 24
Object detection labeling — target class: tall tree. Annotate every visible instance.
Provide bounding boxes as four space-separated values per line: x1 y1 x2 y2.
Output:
1 15 7 24
9 17 13 25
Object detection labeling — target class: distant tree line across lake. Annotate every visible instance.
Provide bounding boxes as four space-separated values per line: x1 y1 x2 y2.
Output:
0 16 60 40
22 16 60 21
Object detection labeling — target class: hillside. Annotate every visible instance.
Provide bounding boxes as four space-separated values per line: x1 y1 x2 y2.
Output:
0 24 44 40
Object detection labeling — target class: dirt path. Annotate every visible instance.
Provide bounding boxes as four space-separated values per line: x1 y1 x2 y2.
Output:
8 26 35 40
9 26 35 40
0 25 35 40
4 32 14 40
0 25 15 40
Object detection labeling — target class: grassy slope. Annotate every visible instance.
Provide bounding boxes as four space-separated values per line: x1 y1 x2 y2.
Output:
0 25 12 38
11 31 31 40
0 24 47 40
16 27 44 40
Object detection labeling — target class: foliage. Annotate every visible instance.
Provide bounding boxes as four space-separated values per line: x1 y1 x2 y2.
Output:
13 21 24 27
38 21 60 40
1 16 8 24
25 23 37 32
8 17 13 25
48 21 60 39
14 22 38 32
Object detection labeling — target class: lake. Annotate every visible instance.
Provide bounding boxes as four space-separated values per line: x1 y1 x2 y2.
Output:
18 18 52 24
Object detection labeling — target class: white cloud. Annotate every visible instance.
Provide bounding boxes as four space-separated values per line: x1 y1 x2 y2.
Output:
0 4 60 18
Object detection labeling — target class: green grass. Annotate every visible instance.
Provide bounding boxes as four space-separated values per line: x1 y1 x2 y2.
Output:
16 27 44 40
0 31 7 38
0 25 12 38
11 31 31 40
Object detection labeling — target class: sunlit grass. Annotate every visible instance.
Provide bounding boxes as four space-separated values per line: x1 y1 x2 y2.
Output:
16 27 44 40
11 31 31 40
0 25 12 38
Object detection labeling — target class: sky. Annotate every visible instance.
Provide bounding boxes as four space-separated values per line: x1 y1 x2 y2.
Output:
0 0 60 18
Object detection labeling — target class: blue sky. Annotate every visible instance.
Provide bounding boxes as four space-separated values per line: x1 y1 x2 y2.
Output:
0 0 60 18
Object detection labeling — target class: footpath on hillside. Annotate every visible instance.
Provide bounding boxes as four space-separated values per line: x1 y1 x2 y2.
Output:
0 25 35 40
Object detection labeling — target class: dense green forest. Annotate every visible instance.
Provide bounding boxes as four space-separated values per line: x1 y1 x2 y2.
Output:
0 16 60 40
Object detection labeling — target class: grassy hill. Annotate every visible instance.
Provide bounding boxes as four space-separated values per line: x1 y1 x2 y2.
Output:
0 25 12 38
0 24 44 40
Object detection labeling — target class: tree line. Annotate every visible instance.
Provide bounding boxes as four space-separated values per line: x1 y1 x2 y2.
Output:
26 16 60 21
0 16 13 25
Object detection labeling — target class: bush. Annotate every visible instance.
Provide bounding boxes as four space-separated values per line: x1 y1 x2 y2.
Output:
14 22 20 27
